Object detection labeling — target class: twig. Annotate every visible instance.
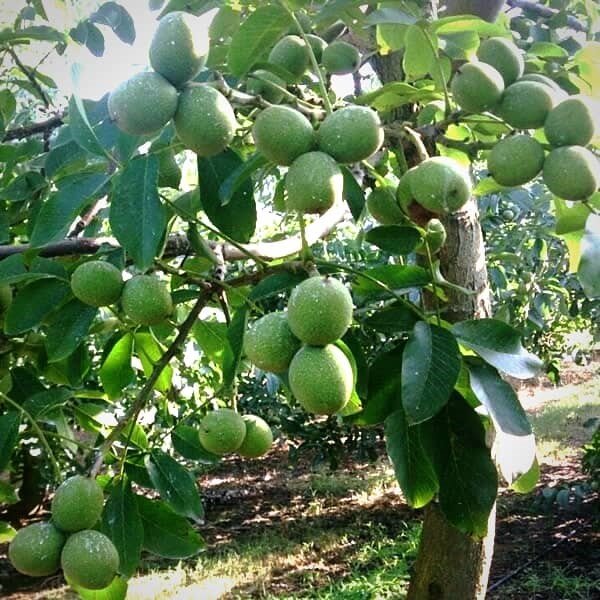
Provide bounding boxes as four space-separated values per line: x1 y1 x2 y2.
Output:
2 113 64 141
6 46 51 107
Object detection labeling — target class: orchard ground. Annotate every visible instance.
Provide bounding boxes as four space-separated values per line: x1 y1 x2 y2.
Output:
2 360 598 600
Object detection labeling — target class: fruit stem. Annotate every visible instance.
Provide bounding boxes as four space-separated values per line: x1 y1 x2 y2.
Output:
298 212 313 262
423 240 442 326
582 200 600 216
361 160 388 187
0 391 62 481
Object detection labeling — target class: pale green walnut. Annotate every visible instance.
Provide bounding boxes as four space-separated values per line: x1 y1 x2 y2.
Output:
289 345 353 415
149 11 207 87
246 69 287 104
285 151 343 214
497 81 556 129
544 96 597 147
520 73 567 99
121 275 173 326
198 408 247 455
9 522 65 577
543 146 600 201
305 34 328 63
417 218 447 256
450 62 504 113
477 37 524 85
237 415 274 458
287 276 353 346
51 475 104 533
322 41 361 75
61 530 119 590
318 105 384 164
108 72 178 136
487 134 545 186
71 261 123 307
253 106 314 166
151 142 182 189
268 35 309 80
408 157 472 215
244 311 301 373
174 84 237 156
366 186 405 225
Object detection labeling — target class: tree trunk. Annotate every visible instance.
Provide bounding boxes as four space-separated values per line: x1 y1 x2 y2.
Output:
407 199 496 600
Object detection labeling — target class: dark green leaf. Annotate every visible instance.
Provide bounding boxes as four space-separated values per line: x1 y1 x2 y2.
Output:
99 333 135 399
102 477 143 578
172 425 220 464
402 322 460 424
248 271 307 301
145 450 204 522
91 2 136 44
109 155 166 270
364 303 419 333
365 7 417 25
4 279 70 335
85 23 105 57
352 265 431 298
341 166 365 221
68 93 107 157
137 496 205 559
23 387 71 419
45 141 88 180
0 481 19 505
227 5 292 76
0 412 21 471
0 171 47 203
219 153 268 206
198 149 257 243
0 255 27 284
0 25 65 44
385 407 439 508
365 225 422 254
452 319 543 379
45 299 98 362
223 306 248 391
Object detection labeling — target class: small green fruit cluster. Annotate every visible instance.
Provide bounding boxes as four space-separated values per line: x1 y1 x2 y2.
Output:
244 276 354 415
198 408 273 459
70 262 173 326
9 476 119 591
109 11 236 160
449 36 598 200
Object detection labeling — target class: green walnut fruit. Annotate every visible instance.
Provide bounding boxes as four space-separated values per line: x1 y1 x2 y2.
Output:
285 151 343 214
253 106 314 166
367 186 405 225
287 276 353 346
151 142 182 189
520 73 567 99
61 530 119 590
70 261 123 307
396 169 417 212
268 35 309 80
174 84 237 156
322 41 361 75
543 146 600 201
289 345 353 415
451 62 504 113
408 157 472 215
544 97 597 147
121 275 173 326
417 218 447 256
108 72 178 136
149 11 207 87
477 37 524 85
497 81 556 129
237 415 274 458
487 134 545 186
289 11 312 34
306 34 328 63
198 408 247 455
0 284 12 313
51 475 104 533
246 69 287 104
9 522 65 577
318 105 384 163
244 311 301 373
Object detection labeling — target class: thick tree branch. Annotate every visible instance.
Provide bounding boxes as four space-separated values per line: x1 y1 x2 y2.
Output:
2 113 64 141
506 0 587 32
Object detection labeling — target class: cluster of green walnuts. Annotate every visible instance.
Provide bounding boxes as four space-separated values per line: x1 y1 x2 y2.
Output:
9 476 118 591
244 275 354 416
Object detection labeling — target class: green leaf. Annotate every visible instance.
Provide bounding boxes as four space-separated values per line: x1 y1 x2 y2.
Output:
248 271 307 301
352 265 431 298
68 575 128 600
102 476 143 578
366 7 417 25
0 25 65 44
91 2 136 45
431 16 506 37
474 177 508 197
133 333 173 393
172 425 220 464
198 149 257 243
357 82 440 113
452 319 543 379
23 387 71 419
0 171 47 203
145 450 204 522
0 521 17 543
0 481 19 505
227 5 292 77
0 412 21 471
192 320 228 363
219 153 268 206
137 495 205 559
365 225 422 254
0 255 27 284
402 322 461 424
578 214 600 299
554 194 599 235
341 166 365 221
67 91 106 157
45 299 98 362
85 23 105 57
385 407 439 508
434 395 498 537
109 155 166 270
4 279 70 335
364 303 419 333
511 458 540 494
30 172 110 247
403 24 435 79
223 306 248 391
99 333 135 399
529 41 568 59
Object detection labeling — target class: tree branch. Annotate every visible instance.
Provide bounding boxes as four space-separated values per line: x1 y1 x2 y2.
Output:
6 46 51 108
506 0 587 32
2 113 64 141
